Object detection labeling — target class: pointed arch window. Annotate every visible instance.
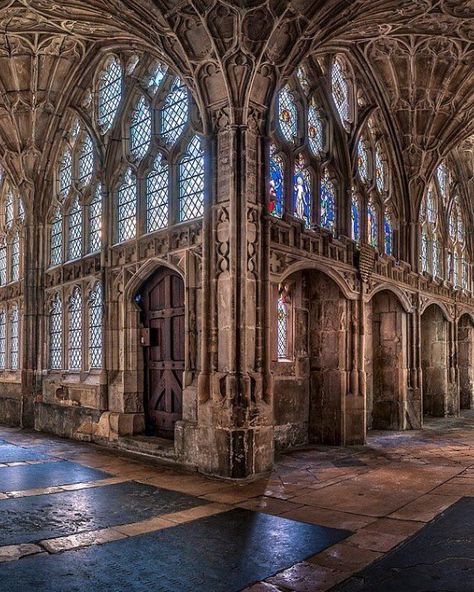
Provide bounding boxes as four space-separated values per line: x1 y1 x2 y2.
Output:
277 293 290 360
5 191 14 228
161 78 188 146
277 86 298 143
351 192 361 243
179 136 204 222
89 283 103 369
375 145 385 193
308 102 324 156
0 244 6 285
146 153 169 232
357 139 369 183
58 148 73 199
331 58 350 126
320 168 336 233
50 208 63 266
78 133 94 188
421 232 429 273
67 197 83 261
117 169 137 242
269 145 284 218
436 163 448 200
149 63 168 92
293 154 311 227
0 310 5 370
10 306 19 370
97 57 123 132
88 184 102 253
68 288 82 370
130 95 152 160
367 200 378 248
11 232 19 282
49 294 62 370
384 210 393 256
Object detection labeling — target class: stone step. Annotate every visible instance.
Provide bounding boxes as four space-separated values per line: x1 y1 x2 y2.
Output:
115 435 177 462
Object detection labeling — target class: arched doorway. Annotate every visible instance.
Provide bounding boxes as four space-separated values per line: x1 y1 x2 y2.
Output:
458 314 474 410
136 267 185 439
421 304 449 417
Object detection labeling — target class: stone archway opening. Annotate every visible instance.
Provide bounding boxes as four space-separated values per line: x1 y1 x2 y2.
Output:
366 290 408 431
458 314 474 410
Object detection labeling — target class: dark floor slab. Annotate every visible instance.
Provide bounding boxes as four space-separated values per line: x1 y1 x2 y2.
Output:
0 460 110 492
0 444 52 463
332 496 474 592
0 508 350 592
0 480 208 545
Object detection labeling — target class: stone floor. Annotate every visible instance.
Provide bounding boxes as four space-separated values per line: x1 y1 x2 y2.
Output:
0 413 474 590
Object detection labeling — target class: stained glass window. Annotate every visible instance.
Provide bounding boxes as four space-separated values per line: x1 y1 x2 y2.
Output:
179 136 204 222
89 283 103 369
0 245 6 285
436 163 448 198
351 192 360 243
98 57 123 131
161 78 188 146
384 212 393 255
5 191 13 228
0 311 5 370
277 86 298 143
367 200 378 248
18 198 24 221
357 139 368 182
375 145 385 193
293 154 311 227
130 95 152 160
78 133 94 188
331 59 349 126
457 211 464 243
269 145 284 218
297 66 310 94
58 148 72 199
421 231 429 273
149 63 168 92
320 168 336 233
146 154 169 232
117 169 137 242
462 260 469 290
10 306 18 370
11 232 19 282
277 294 289 359
308 103 324 156
433 240 441 278
449 208 457 242
68 288 82 370
50 208 62 266
453 252 460 287
88 184 102 253
67 197 83 261
426 188 436 223
49 294 62 370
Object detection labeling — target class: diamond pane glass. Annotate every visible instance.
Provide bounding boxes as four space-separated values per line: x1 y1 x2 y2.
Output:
161 78 188 146
320 168 336 233
308 104 324 156
49 295 62 370
179 136 204 222
11 233 19 282
368 201 378 248
10 306 18 370
149 63 168 93
68 288 82 370
351 192 360 243
130 95 152 160
277 296 289 360
277 86 298 143
331 59 349 126
78 133 94 188
5 191 13 228
117 169 137 242
269 145 284 218
67 197 83 261
375 145 385 193
89 283 103 369
357 139 369 182
146 154 169 232
0 246 6 285
98 58 123 132
59 149 72 199
384 213 393 255
88 185 102 253
0 311 5 370
50 209 62 267
293 154 311 228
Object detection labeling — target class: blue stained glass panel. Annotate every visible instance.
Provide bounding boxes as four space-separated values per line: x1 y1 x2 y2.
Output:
269 145 284 218
367 201 378 248
357 139 368 182
320 169 335 233
384 213 393 255
277 86 298 143
351 193 360 243
293 155 311 227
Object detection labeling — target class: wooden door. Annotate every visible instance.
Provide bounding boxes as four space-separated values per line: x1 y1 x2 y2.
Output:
138 268 184 438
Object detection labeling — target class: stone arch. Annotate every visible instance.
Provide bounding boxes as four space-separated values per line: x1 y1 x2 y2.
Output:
365 283 414 314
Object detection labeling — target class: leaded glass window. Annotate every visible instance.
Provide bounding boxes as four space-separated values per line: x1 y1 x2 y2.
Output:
68 288 82 370
11 233 19 282
18 198 24 222
367 200 378 248
0 311 5 370
277 86 298 143
179 136 204 222
293 154 311 227
49 295 62 370
436 163 448 199
5 191 13 228
454 252 460 287
161 78 188 146
308 103 324 156
146 154 169 232
50 208 62 266
58 148 72 199
426 189 436 223
269 145 284 218
277 294 289 360
375 145 385 193
320 168 336 233
130 95 152 160
433 240 441 278
10 306 18 370
89 283 103 369
67 197 83 261
149 63 168 92
117 169 137 242
421 231 429 273
384 212 393 256
0 245 6 285
331 59 349 126
351 192 361 243
98 57 123 131
88 185 102 253
297 66 310 94
357 139 369 182
462 260 469 290
78 133 94 188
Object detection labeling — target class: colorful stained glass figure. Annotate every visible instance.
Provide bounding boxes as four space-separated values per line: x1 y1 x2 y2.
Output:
78 133 94 188
179 136 205 222
293 154 311 227
98 57 123 132
384 212 393 255
367 200 378 248
147 153 169 232
331 58 349 126
0 310 5 369
320 168 336 233
269 145 284 218
89 282 103 369
357 139 369 182
297 66 310 94
88 184 102 253
10 306 18 370
117 169 137 242
58 148 72 199
351 192 360 243
161 78 188 146
421 231 429 273
375 145 385 193
308 102 324 156
277 86 298 143
130 95 152 160
277 294 289 359
436 162 448 198
49 294 62 370
68 288 82 371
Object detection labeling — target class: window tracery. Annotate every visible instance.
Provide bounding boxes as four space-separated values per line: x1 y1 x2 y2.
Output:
277 291 290 360
89 283 103 369
68 288 82 371
49 294 62 370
